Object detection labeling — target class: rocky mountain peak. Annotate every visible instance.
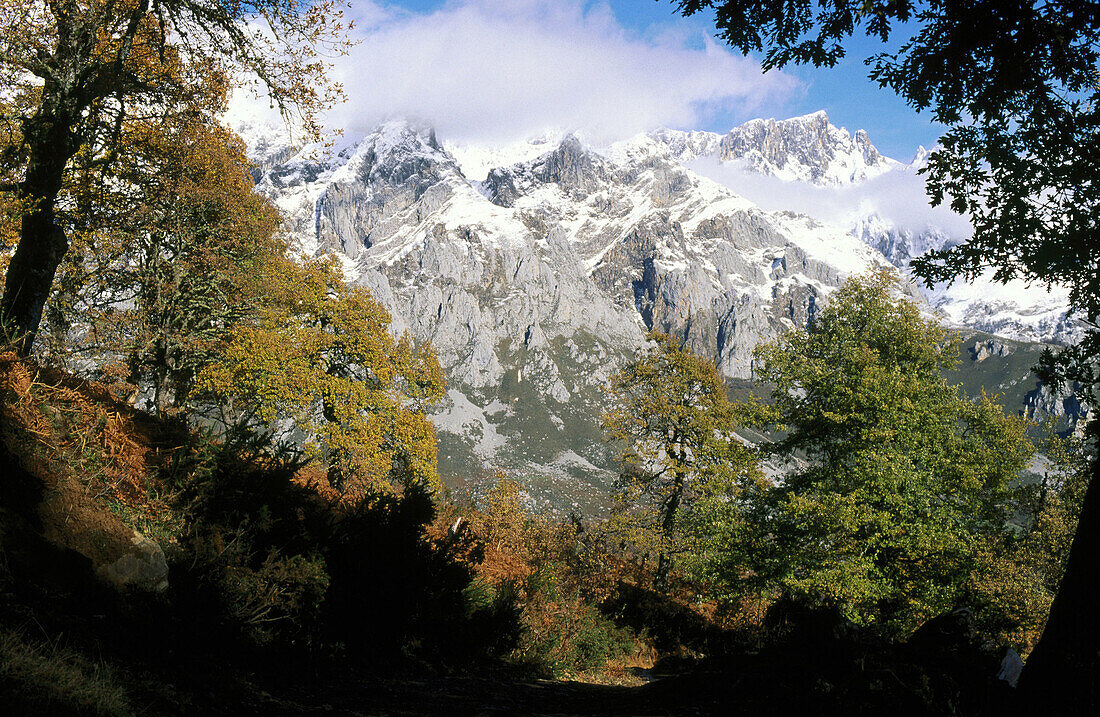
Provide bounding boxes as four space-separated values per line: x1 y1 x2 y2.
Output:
354 119 456 187
535 134 590 181
483 133 607 206
908 145 932 171
718 111 896 185
636 128 724 164
853 128 883 166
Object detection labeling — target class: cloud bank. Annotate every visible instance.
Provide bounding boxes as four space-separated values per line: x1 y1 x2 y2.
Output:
299 0 799 144
687 156 974 240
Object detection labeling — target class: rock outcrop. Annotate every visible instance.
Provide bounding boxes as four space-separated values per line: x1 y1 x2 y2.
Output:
96 530 169 593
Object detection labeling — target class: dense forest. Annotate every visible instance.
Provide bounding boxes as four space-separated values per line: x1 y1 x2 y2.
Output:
1 1 1098 715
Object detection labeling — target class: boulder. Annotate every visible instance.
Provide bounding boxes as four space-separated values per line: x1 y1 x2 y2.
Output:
998 647 1023 688
906 607 976 656
96 530 169 593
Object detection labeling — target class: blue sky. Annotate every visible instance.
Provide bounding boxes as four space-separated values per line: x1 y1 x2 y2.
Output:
309 0 945 159
594 0 946 158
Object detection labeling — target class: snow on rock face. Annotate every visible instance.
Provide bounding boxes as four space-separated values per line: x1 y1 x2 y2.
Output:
716 111 899 185
845 199 1082 345
444 131 568 182
636 114 1077 346
930 277 1084 345
643 111 899 186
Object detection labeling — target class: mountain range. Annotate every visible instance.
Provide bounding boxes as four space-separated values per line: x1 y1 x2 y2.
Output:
237 112 1083 510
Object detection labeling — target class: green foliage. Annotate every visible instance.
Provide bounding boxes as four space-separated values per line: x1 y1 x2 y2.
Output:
603 332 761 586
689 272 1034 634
676 1 1100 698
512 592 635 678
451 480 636 677
173 442 331 653
220 552 331 649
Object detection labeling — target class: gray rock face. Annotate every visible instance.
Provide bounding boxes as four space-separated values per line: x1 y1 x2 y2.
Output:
970 339 1012 362
254 119 920 505
1025 381 1090 428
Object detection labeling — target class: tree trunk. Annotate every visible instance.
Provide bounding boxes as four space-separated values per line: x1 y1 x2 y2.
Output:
2 99 81 356
153 364 171 415
1018 421 1100 712
654 552 673 592
654 472 685 591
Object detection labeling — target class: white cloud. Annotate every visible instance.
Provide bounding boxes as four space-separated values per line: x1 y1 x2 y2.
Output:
686 156 974 239
313 0 798 144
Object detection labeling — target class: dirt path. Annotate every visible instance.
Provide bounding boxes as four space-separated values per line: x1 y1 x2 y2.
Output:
153 672 725 716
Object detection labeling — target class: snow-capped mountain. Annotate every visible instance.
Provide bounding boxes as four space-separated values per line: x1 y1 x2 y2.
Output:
244 112 1079 506
640 113 1079 345
676 111 898 185
616 111 896 187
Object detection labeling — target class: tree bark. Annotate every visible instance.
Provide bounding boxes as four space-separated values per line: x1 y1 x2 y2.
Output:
654 471 685 591
2 108 79 355
1018 421 1100 712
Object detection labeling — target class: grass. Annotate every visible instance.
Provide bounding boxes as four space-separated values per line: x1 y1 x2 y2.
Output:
0 629 133 716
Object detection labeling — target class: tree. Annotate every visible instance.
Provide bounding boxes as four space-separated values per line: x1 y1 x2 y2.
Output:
691 273 1033 634
44 107 284 415
603 331 759 588
675 0 1100 704
0 0 348 355
194 256 446 495
967 429 1090 654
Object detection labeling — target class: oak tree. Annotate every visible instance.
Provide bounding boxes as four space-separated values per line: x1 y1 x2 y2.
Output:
0 0 348 354
603 331 760 588
691 273 1033 634
46 104 284 414
195 257 447 495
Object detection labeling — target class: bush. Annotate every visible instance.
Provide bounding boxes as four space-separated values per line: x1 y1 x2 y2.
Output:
447 480 638 677
320 482 520 664
168 434 519 666
967 432 1090 654
515 590 635 677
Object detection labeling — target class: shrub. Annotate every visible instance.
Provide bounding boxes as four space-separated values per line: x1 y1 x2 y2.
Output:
449 479 637 677
967 432 1090 654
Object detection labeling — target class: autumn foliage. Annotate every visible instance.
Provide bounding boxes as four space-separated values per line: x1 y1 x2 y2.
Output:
437 480 639 678
194 256 446 495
